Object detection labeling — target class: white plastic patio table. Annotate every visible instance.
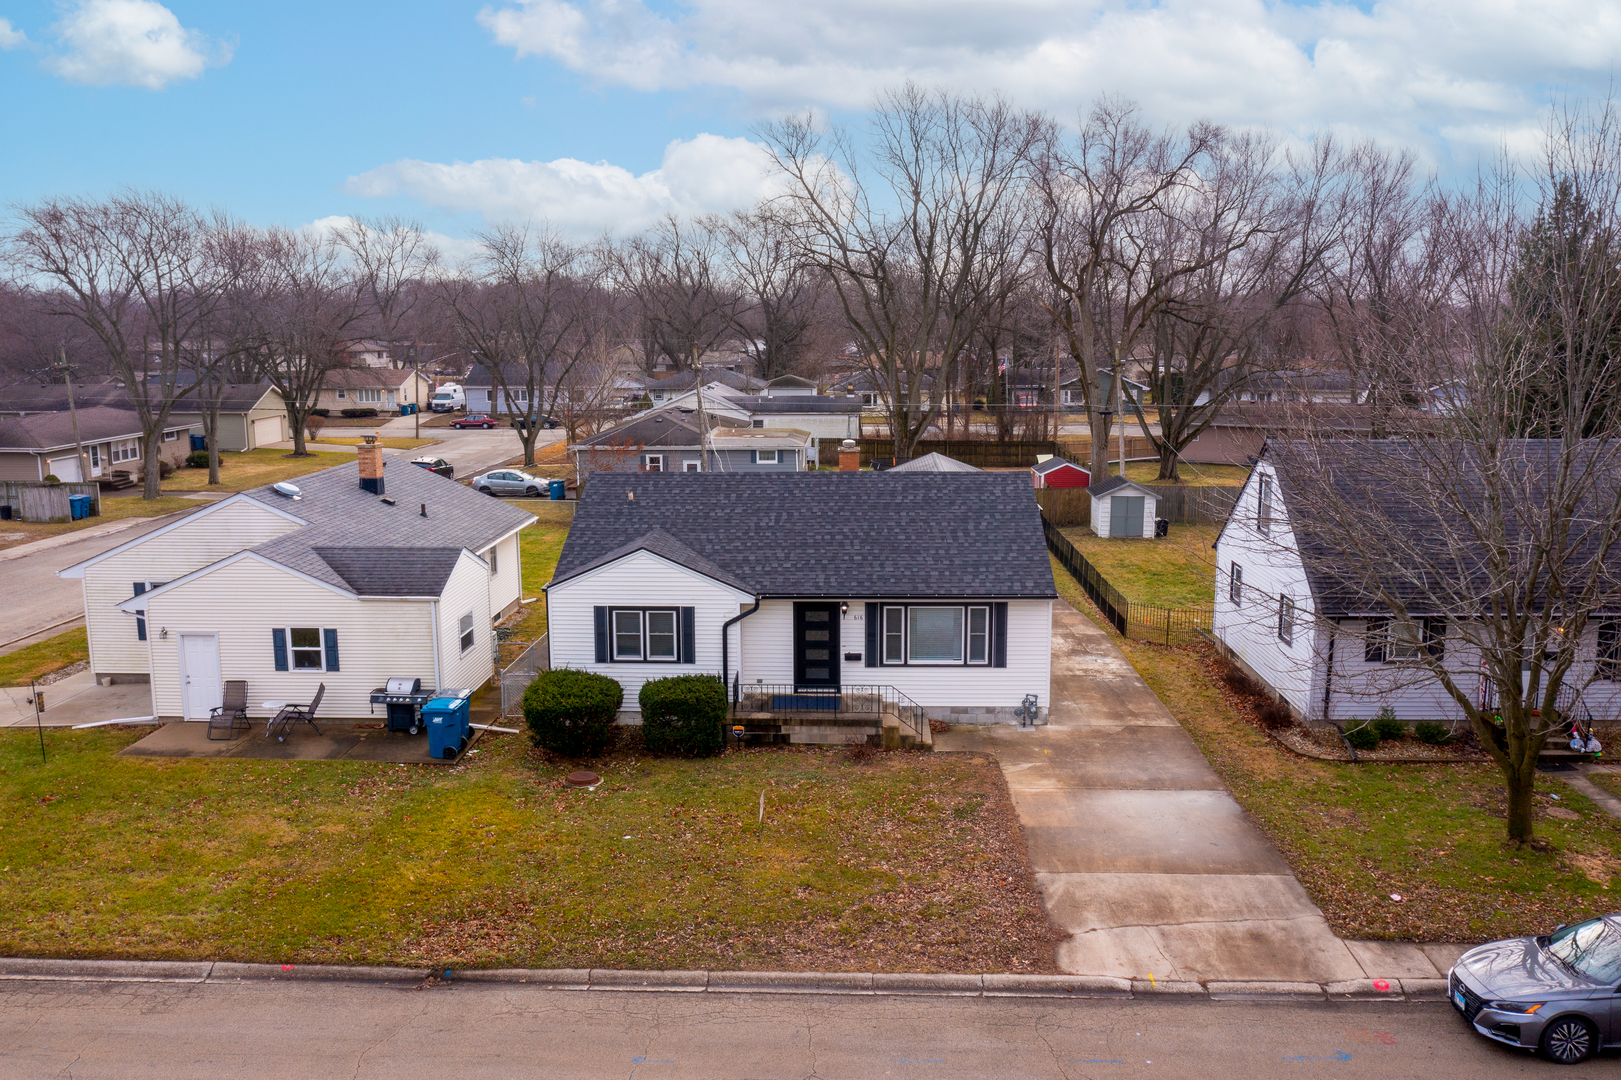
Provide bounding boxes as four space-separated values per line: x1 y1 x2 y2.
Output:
260 701 287 711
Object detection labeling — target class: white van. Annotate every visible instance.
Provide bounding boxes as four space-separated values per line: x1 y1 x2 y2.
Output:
430 384 465 412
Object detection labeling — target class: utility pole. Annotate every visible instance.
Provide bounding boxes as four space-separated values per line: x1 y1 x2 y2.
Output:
692 346 710 472
56 347 87 484
1113 347 1125 479
412 345 420 440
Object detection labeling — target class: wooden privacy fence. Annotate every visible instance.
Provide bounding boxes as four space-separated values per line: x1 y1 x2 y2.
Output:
1041 511 1214 644
0 481 101 523
819 438 1063 469
1053 436 1159 464
1035 483 1239 528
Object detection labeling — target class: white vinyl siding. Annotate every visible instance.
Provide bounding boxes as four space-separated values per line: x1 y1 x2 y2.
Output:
80 499 303 677
485 532 522 618
544 550 754 709
739 599 1052 711
436 553 496 694
143 558 437 720
1089 486 1158 538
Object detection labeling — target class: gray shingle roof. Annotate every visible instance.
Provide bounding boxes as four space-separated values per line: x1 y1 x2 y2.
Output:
552 472 1056 598
573 406 711 450
0 407 188 451
560 528 755 593
243 459 533 594
729 396 863 415
1032 456 1087 475
310 546 465 596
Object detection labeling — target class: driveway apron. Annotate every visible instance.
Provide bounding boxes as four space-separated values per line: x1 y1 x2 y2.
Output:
940 601 1368 984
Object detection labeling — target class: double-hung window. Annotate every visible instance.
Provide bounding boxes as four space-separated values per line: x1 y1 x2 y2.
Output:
162 429 178 441
755 449 778 464
643 454 663 472
1256 476 1274 535
289 627 325 669
1277 595 1295 645
1228 564 1243 605
880 604 990 665
611 609 678 662
459 612 476 654
1598 621 1620 680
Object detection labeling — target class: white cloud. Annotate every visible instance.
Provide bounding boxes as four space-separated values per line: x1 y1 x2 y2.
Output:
343 133 783 235
45 0 231 90
0 18 29 50
476 0 1621 155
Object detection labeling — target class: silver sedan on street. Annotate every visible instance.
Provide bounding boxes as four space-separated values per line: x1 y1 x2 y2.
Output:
471 469 546 497
1449 914 1621 1063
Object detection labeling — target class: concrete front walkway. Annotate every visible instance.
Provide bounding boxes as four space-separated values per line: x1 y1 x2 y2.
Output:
940 601 1463 985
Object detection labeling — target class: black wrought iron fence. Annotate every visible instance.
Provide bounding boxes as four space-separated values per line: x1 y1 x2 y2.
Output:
731 682 927 741
1040 512 1214 643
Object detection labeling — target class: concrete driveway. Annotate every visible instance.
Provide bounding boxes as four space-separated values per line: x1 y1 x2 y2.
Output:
0 670 152 728
940 601 1462 986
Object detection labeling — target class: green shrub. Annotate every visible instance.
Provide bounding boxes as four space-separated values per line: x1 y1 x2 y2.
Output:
1414 721 1452 745
523 668 622 757
1344 723 1380 751
185 450 216 469
639 675 727 756
41 474 60 484
1370 707 1406 742
340 407 379 418
309 408 331 418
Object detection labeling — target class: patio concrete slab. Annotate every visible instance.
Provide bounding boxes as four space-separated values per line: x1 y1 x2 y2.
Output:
1343 940 1443 980
117 721 475 764
938 599 1363 984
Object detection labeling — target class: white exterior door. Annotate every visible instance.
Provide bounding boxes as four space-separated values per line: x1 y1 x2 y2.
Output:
252 415 283 447
179 633 222 721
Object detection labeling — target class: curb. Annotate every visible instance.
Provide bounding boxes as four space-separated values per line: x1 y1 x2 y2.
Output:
0 958 1454 1002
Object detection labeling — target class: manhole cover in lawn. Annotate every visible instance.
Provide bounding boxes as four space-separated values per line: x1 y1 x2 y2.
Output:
565 770 601 788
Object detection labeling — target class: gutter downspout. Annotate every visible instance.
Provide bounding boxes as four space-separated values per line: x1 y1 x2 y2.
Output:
1322 618 1336 721
429 600 443 690
722 599 761 705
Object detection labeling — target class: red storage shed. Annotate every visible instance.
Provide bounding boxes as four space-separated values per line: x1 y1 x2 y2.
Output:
1032 456 1090 489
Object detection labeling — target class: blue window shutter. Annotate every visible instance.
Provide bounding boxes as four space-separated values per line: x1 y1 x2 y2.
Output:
679 607 695 664
865 603 879 667
750 450 757 464
594 607 609 663
133 582 147 641
992 603 1008 668
272 628 288 671
323 628 340 671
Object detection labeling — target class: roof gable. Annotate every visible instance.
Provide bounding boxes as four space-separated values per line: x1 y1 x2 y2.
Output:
1088 475 1157 498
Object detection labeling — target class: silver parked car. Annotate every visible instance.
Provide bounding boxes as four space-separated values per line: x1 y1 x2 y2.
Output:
1449 914 1621 1063
472 469 545 497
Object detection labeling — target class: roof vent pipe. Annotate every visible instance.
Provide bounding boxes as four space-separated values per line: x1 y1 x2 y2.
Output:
420 502 427 517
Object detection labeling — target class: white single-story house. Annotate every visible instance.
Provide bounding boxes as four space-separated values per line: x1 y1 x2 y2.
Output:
570 405 813 475
1087 476 1160 538
57 448 534 722
1212 444 1621 724
545 472 1056 725
0 407 195 483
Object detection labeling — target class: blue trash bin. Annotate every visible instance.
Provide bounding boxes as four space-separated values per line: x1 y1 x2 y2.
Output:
68 494 93 520
423 692 472 760
189 434 206 452
548 478 565 500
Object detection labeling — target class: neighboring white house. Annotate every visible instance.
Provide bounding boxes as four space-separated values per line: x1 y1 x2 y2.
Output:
1212 448 1621 724
1087 476 1160 538
657 387 864 447
57 449 534 722
545 472 1056 724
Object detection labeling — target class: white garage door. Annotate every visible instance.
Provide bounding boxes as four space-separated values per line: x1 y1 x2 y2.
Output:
46 456 82 482
252 415 283 447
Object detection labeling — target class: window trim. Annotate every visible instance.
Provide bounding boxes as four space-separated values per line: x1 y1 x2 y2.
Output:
286 625 328 671
1277 595 1295 646
643 453 664 472
1256 475 1273 535
458 611 476 654
682 460 700 472
880 603 991 666
1599 620 1620 680
755 449 779 464
607 607 682 664
1228 564 1243 605
162 429 179 442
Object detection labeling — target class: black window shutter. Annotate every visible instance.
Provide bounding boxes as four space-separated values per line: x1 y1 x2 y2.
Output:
993 602 1009 668
133 582 147 641
323 628 340 671
1364 618 1387 663
594 606 609 663
1425 617 1446 660
679 607 695 664
865 603 879 667
272 628 288 671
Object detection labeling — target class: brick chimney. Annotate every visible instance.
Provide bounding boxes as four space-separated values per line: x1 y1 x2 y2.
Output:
838 438 860 472
358 433 385 495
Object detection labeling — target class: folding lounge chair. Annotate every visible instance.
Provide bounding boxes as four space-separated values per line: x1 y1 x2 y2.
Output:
267 683 325 742
207 680 250 741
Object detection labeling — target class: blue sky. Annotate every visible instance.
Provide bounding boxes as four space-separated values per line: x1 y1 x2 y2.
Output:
2 0 1619 242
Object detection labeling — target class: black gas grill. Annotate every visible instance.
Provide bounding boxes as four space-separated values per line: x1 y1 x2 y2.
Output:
369 677 433 734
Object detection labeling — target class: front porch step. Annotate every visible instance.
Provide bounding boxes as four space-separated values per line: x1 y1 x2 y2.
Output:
729 714 933 750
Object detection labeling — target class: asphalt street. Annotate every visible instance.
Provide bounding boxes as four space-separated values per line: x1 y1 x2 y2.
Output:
387 423 564 481
0 979 1605 1079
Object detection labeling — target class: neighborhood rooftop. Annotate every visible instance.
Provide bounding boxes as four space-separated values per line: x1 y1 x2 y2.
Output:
552 471 1057 599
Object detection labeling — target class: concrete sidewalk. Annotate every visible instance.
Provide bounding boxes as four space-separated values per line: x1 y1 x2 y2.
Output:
0 671 153 727
939 601 1463 986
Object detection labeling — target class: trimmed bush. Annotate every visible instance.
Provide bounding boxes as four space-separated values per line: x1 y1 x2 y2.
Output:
1371 707 1406 742
185 450 215 469
41 474 60 484
639 674 727 756
1255 698 1293 730
1344 723 1380 751
340 407 380 418
309 408 331 418
1414 721 1452 745
523 668 622 757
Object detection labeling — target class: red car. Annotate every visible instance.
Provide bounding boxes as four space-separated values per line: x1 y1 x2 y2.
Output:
450 414 499 429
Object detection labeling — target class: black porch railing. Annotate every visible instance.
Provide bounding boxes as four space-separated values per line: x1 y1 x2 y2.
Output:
730 681 928 742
